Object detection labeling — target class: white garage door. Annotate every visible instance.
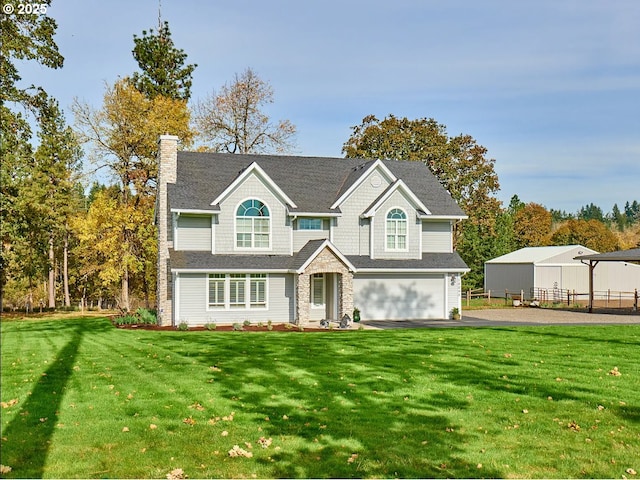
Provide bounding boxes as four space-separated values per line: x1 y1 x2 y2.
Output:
353 273 445 320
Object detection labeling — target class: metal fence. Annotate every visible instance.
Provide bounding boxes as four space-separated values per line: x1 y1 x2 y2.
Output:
531 287 639 310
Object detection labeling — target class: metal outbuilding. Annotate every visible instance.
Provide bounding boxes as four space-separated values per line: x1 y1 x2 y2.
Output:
574 248 640 312
484 245 640 300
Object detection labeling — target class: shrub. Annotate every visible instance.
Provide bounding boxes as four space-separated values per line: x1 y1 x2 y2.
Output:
284 323 293 330
205 322 217 330
177 321 189 331
243 320 251 327
232 323 243 331
267 325 273 331
114 314 138 326
136 308 157 325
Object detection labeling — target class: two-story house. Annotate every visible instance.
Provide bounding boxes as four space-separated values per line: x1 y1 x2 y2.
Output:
156 135 469 326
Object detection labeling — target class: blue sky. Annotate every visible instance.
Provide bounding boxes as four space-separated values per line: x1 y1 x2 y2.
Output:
19 0 640 213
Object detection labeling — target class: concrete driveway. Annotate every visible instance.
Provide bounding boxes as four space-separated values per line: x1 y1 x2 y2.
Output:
360 307 640 329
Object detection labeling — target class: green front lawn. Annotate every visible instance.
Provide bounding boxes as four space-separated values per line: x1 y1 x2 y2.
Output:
1 316 639 478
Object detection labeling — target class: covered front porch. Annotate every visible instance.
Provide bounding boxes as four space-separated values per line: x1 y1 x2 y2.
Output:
293 242 355 325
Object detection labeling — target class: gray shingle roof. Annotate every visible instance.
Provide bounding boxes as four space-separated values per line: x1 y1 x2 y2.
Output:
169 151 466 217
169 249 468 272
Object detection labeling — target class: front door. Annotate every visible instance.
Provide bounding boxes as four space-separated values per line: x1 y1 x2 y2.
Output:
310 273 338 321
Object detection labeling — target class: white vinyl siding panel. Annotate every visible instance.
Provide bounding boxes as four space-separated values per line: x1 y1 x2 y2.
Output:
353 273 446 320
176 273 294 326
447 273 461 317
293 219 330 252
215 173 291 255
422 222 452 253
332 168 392 255
176 215 212 251
373 191 420 259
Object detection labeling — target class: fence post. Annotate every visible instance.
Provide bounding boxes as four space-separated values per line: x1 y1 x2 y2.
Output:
634 289 638 312
488 290 491 302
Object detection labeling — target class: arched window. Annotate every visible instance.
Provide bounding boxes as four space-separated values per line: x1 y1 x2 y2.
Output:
236 199 270 248
386 208 407 250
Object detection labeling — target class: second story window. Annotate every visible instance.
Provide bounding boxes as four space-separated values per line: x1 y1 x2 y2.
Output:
236 199 270 248
386 208 407 250
298 218 323 230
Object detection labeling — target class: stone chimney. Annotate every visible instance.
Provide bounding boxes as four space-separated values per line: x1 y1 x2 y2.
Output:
156 135 178 326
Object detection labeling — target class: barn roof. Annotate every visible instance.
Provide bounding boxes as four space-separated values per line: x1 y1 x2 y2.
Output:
486 245 596 264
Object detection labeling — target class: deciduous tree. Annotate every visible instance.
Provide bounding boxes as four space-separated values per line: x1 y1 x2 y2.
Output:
193 68 296 154
513 203 552 248
550 219 619 252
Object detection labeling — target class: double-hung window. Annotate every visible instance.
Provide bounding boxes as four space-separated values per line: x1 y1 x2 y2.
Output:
250 274 267 308
208 274 225 307
208 273 268 309
386 208 407 250
236 199 270 248
229 274 246 308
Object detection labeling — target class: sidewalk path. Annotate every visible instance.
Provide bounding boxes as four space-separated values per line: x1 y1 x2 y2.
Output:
361 307 640 329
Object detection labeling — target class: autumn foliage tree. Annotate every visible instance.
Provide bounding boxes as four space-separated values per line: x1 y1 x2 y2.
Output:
513 203 552 248
193 68 296 154
72 79 192 309
550 219 619 252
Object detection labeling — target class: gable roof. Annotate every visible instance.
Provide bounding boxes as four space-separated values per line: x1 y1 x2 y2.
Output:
168 152 466 217
362 179 430 218
486 245 596 264
290 239 356 273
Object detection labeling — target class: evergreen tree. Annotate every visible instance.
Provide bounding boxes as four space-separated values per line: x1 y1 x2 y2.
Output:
131 21 197 101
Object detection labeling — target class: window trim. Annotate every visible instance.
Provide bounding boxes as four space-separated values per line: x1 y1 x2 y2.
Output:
207 273 269 310
385 207 409 251
234 198 272 251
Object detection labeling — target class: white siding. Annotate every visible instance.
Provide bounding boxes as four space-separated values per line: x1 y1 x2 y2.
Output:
372 190 421 260
293 219 330 252
422 221 452 253
447 273 462 317
176 215 212 251
215 173 291 255
175 273 294 326
353 273 446 320
332 167 392 255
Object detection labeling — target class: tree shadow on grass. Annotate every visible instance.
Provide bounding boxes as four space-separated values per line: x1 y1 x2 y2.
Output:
154 331 503 478
0 323 84 478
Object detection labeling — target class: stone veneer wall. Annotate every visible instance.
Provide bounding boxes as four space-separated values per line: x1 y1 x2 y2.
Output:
296 247 354 325
156 135 178 326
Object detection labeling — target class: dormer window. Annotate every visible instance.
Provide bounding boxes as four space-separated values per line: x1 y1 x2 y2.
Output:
386 208 407 250
236 199 270 248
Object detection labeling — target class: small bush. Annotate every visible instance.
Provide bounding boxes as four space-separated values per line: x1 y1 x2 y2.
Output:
267 324 273 331
114 314 138 326
177 321 189 331
243 320 251 327
257 321 264 328
267 320 273 327
232 323 243 331
205 322 217 331
285 323 293 330
136 307 157 325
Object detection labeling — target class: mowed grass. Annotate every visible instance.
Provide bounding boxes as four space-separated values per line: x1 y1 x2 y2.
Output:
1 316 639 479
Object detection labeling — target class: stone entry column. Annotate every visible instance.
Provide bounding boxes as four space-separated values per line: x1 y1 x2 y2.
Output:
295 246 354 325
